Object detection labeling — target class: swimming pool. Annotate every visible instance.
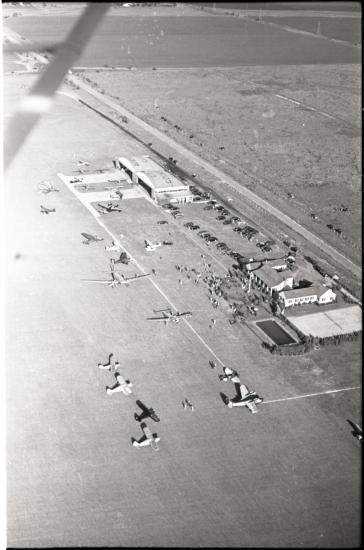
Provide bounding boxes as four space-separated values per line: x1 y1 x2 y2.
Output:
256 320 296 346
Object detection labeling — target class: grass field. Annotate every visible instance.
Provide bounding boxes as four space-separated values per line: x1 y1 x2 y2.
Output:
6 13 360 67
261 15 361 43
5 68 361 547
4 5 362 547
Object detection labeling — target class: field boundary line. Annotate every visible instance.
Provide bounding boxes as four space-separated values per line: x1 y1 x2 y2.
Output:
263 385 361 404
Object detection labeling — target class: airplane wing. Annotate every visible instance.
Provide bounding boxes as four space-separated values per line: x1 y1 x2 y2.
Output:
124 274 149 282
146 317 168 321
4 3 110 171
81 279 112 284
145 240 153 247
81 233 93 240
236 384 250 399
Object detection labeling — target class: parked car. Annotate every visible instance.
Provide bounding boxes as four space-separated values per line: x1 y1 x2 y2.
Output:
157 220 169 224
216 242 227 249
203 205 213 211
217 215 226 221
233 227 243 233
215 205 224 211
327 224 334 230
184 222 194 227
206 236 218 242
223 218 233 225
221 209 230 216
208 200 217 206
190 224 200 230
231 216 241 223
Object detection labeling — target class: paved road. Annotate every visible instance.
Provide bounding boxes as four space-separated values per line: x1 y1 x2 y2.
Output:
69 74 361 280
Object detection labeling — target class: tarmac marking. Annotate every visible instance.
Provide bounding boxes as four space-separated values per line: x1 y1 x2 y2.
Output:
263 385 361 405
59 173 227 366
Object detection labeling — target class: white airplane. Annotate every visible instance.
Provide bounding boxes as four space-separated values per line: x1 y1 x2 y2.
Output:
133 423 160 451
38 181 59 194
147 307 192 325
226 383 263 413
106 373 133 396
77 159 90 166
82 260 149 288
144 239 161 251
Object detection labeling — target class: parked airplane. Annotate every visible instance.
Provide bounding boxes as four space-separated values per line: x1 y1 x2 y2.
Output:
132 422 160 451
347 420 362 442
40 205 56 214
83 260 149 288
97 202 122 214
147 307 192 325
145 239 161 251
77 159 90 166
226 383 263 413
38 181 59 194
134 400 160 423
81 232 104 245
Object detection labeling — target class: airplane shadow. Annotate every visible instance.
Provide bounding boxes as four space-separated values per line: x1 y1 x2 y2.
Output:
219 392 229 406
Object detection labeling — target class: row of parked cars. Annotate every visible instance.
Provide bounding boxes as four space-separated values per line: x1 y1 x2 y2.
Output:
162 203 184 218
232 225 258 241
190 185 211 202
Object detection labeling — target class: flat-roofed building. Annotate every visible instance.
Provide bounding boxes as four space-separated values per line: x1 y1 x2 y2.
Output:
136 170 193 204
279 285 336 308
114 156 193 204
114 156 162 182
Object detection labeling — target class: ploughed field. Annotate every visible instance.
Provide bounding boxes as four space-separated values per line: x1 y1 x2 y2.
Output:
6 14 361 67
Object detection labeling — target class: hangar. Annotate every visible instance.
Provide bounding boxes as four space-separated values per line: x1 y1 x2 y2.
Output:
114 156 193 204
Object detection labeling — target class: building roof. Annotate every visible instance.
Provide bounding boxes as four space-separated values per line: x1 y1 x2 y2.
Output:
137 170 189 190
254 264 289 288
117 156 162 173
266 259 287 270
281 284 331 300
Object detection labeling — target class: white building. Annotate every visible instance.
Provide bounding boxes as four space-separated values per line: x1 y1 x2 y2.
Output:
114 156 193 204
247 262 293 295
279 285 336 308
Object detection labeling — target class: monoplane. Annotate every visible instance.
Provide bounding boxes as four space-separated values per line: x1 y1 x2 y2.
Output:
77 159 90 166
40 205 56 214
144 239 161 251
347 420 362 442
134 400 160 423
97 202 122 214
132 422 160 451
83 260 149 288
147 307 192 325
81 232 104 245
225 383 263 413
38 181 59 194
